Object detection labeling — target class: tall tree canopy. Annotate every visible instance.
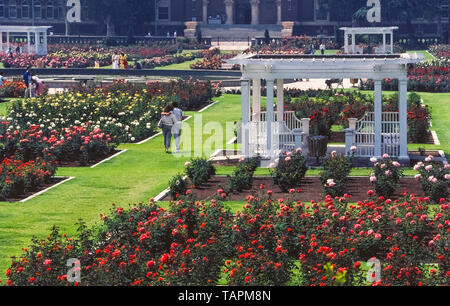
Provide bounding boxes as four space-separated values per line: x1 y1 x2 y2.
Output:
329 0 439 37
88 0 155 37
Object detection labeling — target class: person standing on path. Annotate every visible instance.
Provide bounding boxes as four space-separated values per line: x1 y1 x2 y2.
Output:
23 66 33 99
159 104 178 153
171 102 183 152
320 43 325 55
112 51 120 69
120 52 128 69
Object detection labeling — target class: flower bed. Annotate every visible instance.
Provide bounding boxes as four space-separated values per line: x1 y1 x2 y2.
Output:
141 51 203 69
359 58 449 93
0 157 57 201
5 190 449 286
286 89 431 143
247 36 337 54
7 79 220 145
0 81 26 98
0 42 205 69
190 48 239 70
428 45 450 59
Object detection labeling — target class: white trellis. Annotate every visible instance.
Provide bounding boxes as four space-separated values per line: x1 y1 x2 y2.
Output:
227 53 424 165
353 112 400 157
0 26 52 55
341 27 398 54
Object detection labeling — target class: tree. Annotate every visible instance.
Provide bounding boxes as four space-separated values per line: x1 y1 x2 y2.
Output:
88 0 154 37
328 0 439 39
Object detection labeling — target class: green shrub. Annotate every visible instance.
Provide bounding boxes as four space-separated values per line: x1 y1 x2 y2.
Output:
270 150 308 192
226 157 260 193
320 151 353 198
370 155 403 198
185 158 216 187
414 158 449 203
168 174 189 199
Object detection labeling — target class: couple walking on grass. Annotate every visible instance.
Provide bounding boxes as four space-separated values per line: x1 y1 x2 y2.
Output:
159 102 183 153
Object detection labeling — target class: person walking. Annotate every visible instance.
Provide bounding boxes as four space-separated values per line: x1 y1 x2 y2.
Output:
171 102 183 152
23 66 33 99
0 71 4 86
159 104 178 153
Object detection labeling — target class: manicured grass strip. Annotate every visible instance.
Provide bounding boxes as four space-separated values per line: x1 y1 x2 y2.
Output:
216 166 419 177
406 50 435 60
154 59 198 70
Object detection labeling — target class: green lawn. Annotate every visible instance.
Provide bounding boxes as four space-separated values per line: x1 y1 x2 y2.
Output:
154 59 198 70
0 91 448 282
406 50 435 60
315 49 339 55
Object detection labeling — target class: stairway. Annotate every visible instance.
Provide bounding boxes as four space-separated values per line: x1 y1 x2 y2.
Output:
198 24 283 41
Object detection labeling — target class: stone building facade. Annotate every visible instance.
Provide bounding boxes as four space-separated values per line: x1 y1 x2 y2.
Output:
0 0 448 40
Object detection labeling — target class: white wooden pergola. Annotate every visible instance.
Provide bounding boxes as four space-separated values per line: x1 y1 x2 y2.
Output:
340 27 398 54
226 53 425 165
0 26 52 56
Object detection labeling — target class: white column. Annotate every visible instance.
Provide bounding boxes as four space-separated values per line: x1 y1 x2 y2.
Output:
374 79 382 158
34 31 40 54
276 0 282 25
225 0 234 25
202 0 209 24
344 33 348 54
276 79 284 122
27 32 31 54
266 79 275 157
251 0 260 25
241 79 251 157
390 32 394 54
43 31 48 55
382 33 386 54
252 78 261 121
399 78 409 163
351 34 356 54
6 32 10 50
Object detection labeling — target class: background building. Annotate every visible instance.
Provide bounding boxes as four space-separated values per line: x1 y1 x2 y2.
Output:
0 0 448 42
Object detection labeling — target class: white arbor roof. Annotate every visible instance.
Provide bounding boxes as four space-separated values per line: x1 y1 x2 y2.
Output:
340 27 399 34
0 26 52 33
0 25 52 55
226 53 424 80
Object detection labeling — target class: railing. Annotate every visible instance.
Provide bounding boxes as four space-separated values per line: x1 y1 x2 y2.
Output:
256 111 302 132
46 35 212 46
249 111 304 157
353 112 400 157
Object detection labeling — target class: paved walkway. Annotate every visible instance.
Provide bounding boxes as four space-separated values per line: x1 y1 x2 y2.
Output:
212 41 251 51
224 78 358 91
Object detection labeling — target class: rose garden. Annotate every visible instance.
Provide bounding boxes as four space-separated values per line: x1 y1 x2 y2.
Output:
0 37 449 287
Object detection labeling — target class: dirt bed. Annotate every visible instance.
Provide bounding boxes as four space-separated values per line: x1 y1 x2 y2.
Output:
163 176 437 203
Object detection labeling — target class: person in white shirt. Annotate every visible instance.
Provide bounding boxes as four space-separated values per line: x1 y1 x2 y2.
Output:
171 102 183 152
159 104 179 153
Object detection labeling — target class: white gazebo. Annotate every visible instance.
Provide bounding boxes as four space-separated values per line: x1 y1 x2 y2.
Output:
340 27 398 54
226 53 424 165
0 26 52 56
